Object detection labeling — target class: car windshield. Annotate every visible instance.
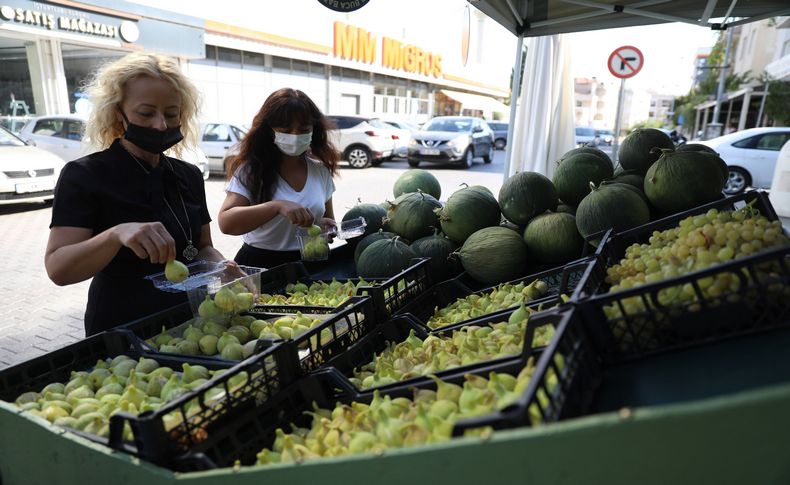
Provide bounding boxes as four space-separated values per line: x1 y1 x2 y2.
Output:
576 127 596 136
368 119 390 129
0 127 26 147
596 130 612 136
423 119 472 132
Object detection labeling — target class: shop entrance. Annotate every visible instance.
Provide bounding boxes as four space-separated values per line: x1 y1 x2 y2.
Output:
0 35 34 132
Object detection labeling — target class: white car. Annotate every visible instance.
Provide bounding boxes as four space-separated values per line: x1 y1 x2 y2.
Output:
575 126 600 146
381 120 419 157
0 126 65 205
198 122 247 175
698 127 790 195
18 115 210 180
327 116 396 168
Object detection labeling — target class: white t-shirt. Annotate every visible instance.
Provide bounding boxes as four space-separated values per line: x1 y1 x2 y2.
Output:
226 157 336 250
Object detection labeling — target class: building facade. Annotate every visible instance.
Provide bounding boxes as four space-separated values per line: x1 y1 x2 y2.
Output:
0 0 512 131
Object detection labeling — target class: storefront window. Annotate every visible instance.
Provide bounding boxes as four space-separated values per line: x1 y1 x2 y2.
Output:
217 47 242 67
62 43 124 115
0 35 35 130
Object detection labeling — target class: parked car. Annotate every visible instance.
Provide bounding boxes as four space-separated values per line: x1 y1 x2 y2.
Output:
18 115 210 179
408 116 494 169
487 121 509 150
326 116 396 169
0 125 65 205
698 127 790 195
575 126 600 146
198 122 247 175
379 119 417 158
595 129 614 145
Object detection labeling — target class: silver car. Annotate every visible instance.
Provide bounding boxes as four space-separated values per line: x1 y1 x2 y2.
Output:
0 126 64 205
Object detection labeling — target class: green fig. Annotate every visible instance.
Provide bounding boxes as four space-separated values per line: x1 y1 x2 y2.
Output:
88 368 111 389
112 359 137 379
202 320 226 337
242 339 258 359
234 292 255 312
158 344 178 354
181 364 210 384
508 302 530 325
40 405 70 423
176 340 199 356
165 259 189 283
250 319 268 338
41 382 65 395
231 315 256 328
145 375 168 398
66 385 94 402
148 367 174 381
135 357 159 374
217 333 240 353
214 287 236 313
15 391 40 406
53 416 78 428
198 334 219 355
220 342 244 360
64 373 91 395
198 296 221 319
227 325 251 344
71 402 100 419
160 375 185 402
183 325 204 344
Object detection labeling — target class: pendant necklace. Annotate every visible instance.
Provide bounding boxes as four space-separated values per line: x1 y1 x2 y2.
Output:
123 145 199 261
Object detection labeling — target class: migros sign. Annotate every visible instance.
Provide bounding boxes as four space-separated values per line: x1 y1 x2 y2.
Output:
333 21 442 78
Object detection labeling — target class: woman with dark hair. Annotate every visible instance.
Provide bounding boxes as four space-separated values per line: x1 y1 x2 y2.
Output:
218 88 340 268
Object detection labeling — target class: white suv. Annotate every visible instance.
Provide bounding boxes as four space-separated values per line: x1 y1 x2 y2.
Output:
326 116 396 168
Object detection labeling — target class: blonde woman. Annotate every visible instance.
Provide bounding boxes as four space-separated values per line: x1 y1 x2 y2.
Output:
45 52 227 336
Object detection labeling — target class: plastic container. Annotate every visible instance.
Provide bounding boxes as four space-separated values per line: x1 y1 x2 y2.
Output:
255 258 432 320
145 261 227 293
165 308 598 471
575 190 790 362
296 229 331 262
395 257 600 333
336 216 367 239
185 264 267 318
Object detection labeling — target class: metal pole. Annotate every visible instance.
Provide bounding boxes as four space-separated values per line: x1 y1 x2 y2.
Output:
611 78 626 166
503 33 524 180
756 83 769 127
710 28 734 131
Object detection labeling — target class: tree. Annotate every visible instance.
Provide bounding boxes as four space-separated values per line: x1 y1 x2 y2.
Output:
764 79 790 126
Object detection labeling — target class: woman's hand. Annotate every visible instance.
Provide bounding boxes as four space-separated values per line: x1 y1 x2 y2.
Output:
113 222 176 264
275 200 314 227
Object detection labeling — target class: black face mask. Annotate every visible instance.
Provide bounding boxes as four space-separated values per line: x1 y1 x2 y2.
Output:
120 111 183 154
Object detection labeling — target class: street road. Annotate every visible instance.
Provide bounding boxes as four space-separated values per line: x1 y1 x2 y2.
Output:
0 151 507 368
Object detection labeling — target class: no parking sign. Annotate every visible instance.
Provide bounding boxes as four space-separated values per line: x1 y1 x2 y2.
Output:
608 45 644 79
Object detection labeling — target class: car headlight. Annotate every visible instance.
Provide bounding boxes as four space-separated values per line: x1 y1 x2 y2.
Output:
447 135 470 153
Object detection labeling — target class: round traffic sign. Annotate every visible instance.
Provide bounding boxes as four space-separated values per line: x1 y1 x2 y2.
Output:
608 45 644 79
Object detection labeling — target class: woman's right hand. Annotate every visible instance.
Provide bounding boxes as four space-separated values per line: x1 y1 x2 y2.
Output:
113 222 176 264
275 200 314 227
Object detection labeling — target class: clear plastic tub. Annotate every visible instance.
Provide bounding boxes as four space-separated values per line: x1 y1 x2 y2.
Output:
184 264 267 318
336 216 367 239
296 229 332 262
145 261 228 293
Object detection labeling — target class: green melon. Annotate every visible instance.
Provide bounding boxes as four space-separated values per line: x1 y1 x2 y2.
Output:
613 172 645 189
553 152 614 207
410 230 461 281
342 203 387 239
676 143 718 155
386 192 441 241
498 172 558 225
644 150 727 214
561 147 612 167
466 184 494 196
523 212 583 265
393 169 441 200
455 227 529 285
618 128 674 174
438 186 501 244
354 229 397 263
576 183 651 241
357 237 417 278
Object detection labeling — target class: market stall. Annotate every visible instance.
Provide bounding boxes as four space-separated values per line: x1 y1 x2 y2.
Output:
2 2 790 484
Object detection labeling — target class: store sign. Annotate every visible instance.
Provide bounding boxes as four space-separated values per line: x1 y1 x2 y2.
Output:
333 21 443 78
0 5 139 42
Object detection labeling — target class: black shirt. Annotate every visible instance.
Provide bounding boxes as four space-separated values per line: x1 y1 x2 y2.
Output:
50 139 211 336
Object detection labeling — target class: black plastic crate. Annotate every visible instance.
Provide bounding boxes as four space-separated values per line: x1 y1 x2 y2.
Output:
574 190 790 361
395 257 599 332
107 342 299 468
167 310 598 471
255 258 432 319
0 329 240 448
281 296 379 374
320 304 567 396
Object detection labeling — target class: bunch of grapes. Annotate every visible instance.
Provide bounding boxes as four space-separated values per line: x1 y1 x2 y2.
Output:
603 205 789 319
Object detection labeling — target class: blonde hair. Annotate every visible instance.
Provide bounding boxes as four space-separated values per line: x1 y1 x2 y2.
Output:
83 52 200 158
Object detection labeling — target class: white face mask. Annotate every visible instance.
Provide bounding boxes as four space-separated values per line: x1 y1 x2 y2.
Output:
273 130 313 156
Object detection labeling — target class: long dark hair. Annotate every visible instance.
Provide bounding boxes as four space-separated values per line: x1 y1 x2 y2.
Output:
226 88 340 203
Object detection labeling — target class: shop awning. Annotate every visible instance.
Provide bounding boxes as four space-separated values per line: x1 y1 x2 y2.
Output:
440 89 511 114
468 0 790 37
